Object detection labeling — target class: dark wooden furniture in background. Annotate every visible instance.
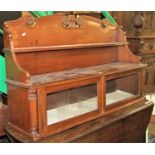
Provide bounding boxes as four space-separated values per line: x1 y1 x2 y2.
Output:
0 97 7 137
111 11 155 94
3 13 153 142
0 11 21 54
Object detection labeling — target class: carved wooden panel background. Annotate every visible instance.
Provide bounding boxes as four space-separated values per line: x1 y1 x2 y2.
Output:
111 11 155 94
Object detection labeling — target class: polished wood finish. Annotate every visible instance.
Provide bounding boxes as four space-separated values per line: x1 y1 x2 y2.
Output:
3 13 153 142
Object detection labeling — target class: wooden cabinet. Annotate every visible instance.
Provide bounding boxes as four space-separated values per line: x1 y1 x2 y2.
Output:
3 13 153 142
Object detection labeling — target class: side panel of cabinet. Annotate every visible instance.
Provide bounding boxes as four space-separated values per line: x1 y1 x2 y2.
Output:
7 83 38 134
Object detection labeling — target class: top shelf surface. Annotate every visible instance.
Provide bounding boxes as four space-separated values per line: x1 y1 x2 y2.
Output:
7 42 128 53
30 62 146 86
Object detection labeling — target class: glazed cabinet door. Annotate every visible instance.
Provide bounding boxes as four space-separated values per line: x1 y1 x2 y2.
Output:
105 71 143 109
39 76 103 136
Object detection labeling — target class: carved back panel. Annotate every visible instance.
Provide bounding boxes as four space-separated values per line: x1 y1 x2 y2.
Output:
3 13 139 83
3 14 120 48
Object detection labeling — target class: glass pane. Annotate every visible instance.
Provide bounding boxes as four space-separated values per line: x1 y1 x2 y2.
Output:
106 74 139 106
46 84 98 125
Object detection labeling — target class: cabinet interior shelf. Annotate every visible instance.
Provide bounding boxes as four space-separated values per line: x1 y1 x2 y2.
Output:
47 97 97 125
